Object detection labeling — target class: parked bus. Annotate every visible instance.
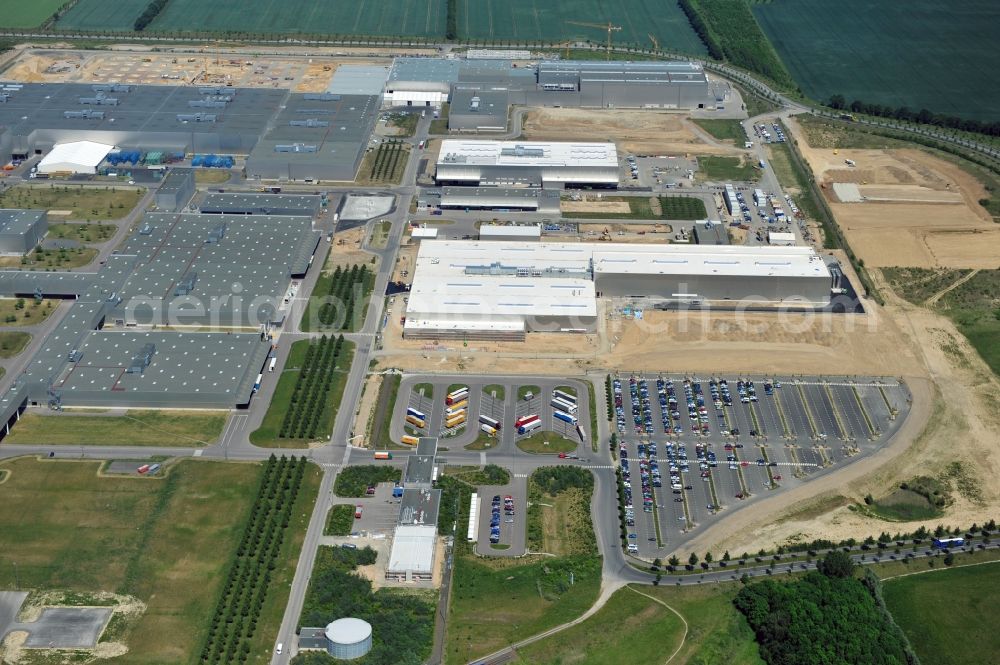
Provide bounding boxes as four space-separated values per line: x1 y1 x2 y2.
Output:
406 406 426 420
445 389 469 406
400 435 419 446
553 389 577 404
932 537 965 549
405 414 425 429
479 414 501 431
374 451 392 460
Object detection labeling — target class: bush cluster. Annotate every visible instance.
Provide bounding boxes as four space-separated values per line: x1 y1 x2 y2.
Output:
279 335 344 440
317 264 369 329
333 465 401 498
134 0 170 31
200 455 307 664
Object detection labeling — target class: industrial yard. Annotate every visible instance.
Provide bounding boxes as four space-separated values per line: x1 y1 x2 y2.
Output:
0 29 995 665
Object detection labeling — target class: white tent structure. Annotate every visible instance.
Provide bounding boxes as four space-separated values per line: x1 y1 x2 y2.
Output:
37 141 114 175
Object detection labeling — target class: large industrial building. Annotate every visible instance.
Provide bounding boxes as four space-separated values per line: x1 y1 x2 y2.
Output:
0 83 378 182
0 209 47 254
0 210 321 435
403 240 834 340
383 58 730 130
436 140 618 188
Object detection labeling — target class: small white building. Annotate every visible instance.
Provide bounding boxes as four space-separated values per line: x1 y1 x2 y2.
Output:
386 524 438 582
767 231 797 246
37 141 114 174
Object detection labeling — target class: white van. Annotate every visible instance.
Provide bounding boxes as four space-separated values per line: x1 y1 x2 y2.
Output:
276 643 283 655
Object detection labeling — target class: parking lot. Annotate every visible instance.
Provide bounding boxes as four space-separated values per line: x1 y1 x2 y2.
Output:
474 480 528 557
612 374 911 558
395 376 591 455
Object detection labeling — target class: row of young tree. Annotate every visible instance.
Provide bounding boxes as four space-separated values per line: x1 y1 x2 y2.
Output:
828 95 1000 138
369 140 405 182
317 264 369 329
734 550 919 665
200 455 307 664
279 335 345 440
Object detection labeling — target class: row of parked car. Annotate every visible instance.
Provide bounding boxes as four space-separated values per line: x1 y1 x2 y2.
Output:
754 122 786 144
489 494 514 544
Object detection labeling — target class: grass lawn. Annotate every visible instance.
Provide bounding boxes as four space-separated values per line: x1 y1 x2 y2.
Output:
0 457 309 664
0 298 58 326
464 429 499 450
646 582 764 665
0 331 30 358
697 156 759 182
325 503 357 536
482 384 505 400
517 385 540 400
299 258 375 333
249 339 355 448
369 219 391 249
4 409 227 446
586 380 598 453
414 382 434 399
0 185 143 221
429 103 450 135
447 383 468 395
554 385 577 399
0 0 67 28
6 246 99 270
356 141 410 186
47 222 116 244
512 586 684 664
693 119 747 143
371 373 407 450
386 112 419 138
529 485 591 557
516 431 577 455
883 561 1000 665
446 554 601 664
194 169 232 184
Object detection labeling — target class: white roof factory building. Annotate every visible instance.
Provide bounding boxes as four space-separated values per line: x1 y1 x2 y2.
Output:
435 140 618 188
403 241 833 340
37 140 114 174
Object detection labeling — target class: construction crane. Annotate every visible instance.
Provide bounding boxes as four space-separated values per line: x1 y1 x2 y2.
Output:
566 20 622 60
648 33 659 51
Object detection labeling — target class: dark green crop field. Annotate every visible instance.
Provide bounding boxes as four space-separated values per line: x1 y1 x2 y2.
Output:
459 0 706 55
753 0 1000 121
154 0 445 36
56 0 148 31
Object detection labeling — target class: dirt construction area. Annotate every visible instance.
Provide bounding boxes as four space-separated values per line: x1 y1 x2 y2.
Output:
520 108 741 156
787 118 999 268
0 49 394 92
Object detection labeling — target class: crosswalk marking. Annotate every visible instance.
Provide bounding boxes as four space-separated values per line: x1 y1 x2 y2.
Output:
791 381 899 388
513 473 528 478
192 449 203 457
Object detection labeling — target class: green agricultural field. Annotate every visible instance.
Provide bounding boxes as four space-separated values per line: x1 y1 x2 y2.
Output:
753 0 1000 121
884 562 1000 665
697 155 758 182
150 0 445 37
0 0 67 29
458 0 706 56
0 457 317 664
55 0 148 31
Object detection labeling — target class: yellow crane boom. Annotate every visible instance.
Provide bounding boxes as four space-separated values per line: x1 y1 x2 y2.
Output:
566 20 622 59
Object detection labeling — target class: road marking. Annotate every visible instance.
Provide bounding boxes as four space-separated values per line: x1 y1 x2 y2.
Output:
480 452 486 466
584 464 615 469
193 449 203 457
513 473 528 479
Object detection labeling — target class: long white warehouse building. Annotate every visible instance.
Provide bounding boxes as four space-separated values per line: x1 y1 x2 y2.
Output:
435 140 618 188
403 241 833 340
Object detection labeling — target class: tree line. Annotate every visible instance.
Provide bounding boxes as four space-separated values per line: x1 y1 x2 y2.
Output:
828 95 1000 138
317 264 370 330
200 455 307 664
134 0 171 32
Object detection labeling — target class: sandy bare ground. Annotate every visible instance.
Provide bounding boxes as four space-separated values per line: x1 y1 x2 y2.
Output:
520 108 740 156
786 118 997 268
327 227 374 270
561 201 631 213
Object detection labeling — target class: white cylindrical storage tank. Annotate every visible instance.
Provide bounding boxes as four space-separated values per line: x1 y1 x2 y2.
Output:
325 618 373 660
